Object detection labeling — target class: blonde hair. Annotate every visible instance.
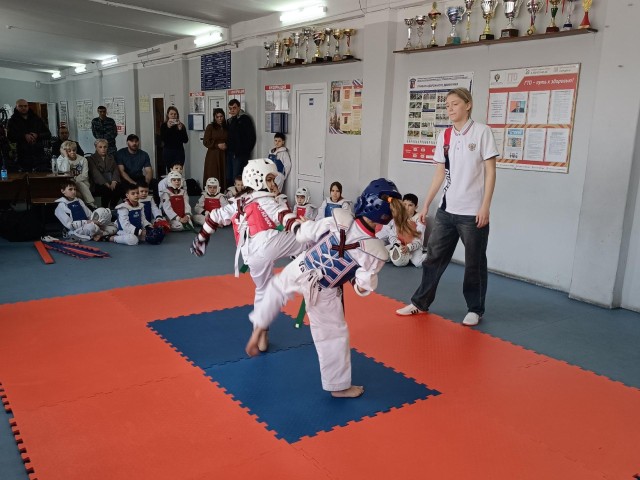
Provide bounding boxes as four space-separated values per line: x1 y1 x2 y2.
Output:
94 138 108 148
60 140 77 154
447 87 473 116
389 197 418 240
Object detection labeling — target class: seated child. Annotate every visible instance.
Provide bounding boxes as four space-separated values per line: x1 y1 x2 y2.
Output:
112 183 151 245
225 175 244 199
157 161 184 200
193 177 229 226
138 181 169 231
56 140 96 208
54 180 103 241
294 187 317 220
160 171 193 231
90 207 118 240
376 193 426 267
267 132 292 192
317 181 352 219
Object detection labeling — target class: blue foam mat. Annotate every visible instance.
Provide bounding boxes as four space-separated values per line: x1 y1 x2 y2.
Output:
206 346 441 442
148 305 313 368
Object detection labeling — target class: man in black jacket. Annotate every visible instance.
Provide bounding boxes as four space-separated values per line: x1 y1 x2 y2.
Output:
226 99 256 186
51 126 84 157
7 99 51 172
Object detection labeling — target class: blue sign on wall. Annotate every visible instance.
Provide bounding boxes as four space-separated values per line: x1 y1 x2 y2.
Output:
201 51 231 91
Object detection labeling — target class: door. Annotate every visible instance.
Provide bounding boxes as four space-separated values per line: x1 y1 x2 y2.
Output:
295 87 326 206
206 92 227 125
152 96 165 177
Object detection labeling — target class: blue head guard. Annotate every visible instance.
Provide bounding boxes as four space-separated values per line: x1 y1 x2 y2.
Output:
354 178 402 225
145 226 166 245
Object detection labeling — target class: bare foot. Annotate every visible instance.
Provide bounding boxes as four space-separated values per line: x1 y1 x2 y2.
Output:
245 328 263 357
258 330 269 352
331 385 364 398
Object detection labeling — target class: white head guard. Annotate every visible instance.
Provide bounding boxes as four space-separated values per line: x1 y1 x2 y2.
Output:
242 158 277 192
205 177 220 188
91 207 112 226
389 244 411 267
295 187 310 204
167 171 183 188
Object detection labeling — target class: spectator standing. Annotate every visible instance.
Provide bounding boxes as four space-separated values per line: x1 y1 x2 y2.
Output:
225 99 256 186
7 99 51 172
88 139 122 209
91 106 118 156
159 106 188 173
202 108 227 189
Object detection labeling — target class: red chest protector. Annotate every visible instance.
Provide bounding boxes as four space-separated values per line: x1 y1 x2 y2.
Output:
204 197 221 212
169 192 186 218
296 205 307 218
231 199 276 244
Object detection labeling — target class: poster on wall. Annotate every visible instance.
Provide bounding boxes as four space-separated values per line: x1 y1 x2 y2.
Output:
329 79 363 135
75 99 93 130
265 84 291 112
402 72 474 163
103 97 126 134
487 64 580 173
201 51 231 91
139 95 150 113
59 101 69 127
227 89 246 111
189 91 205 113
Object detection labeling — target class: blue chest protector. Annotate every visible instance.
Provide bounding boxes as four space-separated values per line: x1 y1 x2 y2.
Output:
142 201 153 222
67 200 88 221
324 202 343 218
304 232 360 289
117 208 143 231
267 153 285 174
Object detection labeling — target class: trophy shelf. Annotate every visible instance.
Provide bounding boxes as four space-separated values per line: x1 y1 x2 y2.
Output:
393 28 597 54
259 57 361 71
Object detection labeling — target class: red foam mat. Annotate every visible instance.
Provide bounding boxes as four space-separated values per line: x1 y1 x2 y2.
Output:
0 276 639 479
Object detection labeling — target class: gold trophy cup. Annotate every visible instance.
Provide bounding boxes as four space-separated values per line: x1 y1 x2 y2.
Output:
312 30 325 62
546 0 562 32
404 18 415 49
579 0 592 29
323 28 334 61
282 37 293 64
332 29 343 61
479 0 498 40
415 15 428 49
427 2 442 47
462 0 475 43
342 29 356 59
526 0 543 35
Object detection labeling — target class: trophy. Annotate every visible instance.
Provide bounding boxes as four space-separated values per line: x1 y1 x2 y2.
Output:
404 18 415 49
323 28 333 61
312 30 325 62
282 37 293 64
546 0 562 32
414 15 428 49
579 0 592 29
291 32 304 64
342 29 356 59
446 6 465 44
562 0 576 30
427 3 442 47
462 0 475 43
263 41 273 68
479 0 498 40
332 29 343 61
273 35 283 67
501 0 523 37
302 27 313 63
526 0 543 35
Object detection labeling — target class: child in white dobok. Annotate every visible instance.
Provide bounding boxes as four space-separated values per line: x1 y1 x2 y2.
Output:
161 171 193 231
376 193 426 267
191 158 306 351
246 179 418 398
294 187 317 220
54 180 102 241
193 177 229 226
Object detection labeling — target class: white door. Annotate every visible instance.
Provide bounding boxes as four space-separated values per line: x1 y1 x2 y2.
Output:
206 91 227 125
295 87 326 205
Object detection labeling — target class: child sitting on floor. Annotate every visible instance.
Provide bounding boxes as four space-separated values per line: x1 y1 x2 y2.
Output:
160 171 193 231
111 183 151 245
138 181 169 232
193 177 229 226
294 187 317 220
376 193 426 267
54 180 102 241
225 175 244 199
157 161 185 200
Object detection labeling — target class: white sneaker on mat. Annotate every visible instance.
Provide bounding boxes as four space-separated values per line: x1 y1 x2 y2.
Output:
396 304 426 316
462 312 481 326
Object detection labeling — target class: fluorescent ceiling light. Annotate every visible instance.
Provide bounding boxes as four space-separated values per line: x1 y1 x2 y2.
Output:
51 71 61 79
194 31 223 47
101 56 118 66
280 5 327 24
75 64 87 74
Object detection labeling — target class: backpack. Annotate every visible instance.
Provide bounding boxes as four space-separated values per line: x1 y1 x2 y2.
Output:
186 178 202 196
0 209 44 242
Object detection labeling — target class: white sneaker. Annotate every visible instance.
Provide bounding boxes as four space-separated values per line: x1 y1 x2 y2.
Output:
396 304 426 316
462 312 481 326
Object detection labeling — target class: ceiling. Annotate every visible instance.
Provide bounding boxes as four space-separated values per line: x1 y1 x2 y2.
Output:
0 0 290 74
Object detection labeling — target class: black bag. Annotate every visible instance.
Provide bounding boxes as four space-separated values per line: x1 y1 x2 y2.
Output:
186 178 202 196
0 209 44 242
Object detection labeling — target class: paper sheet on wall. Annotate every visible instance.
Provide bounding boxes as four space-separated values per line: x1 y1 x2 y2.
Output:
75 99 93 130
103 97 126 134
329 79 363 135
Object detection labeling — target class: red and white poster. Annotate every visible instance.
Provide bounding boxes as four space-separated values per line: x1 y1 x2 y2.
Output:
487 64 580 173
402 72 473 163
189 91 205 114
265 84 291 112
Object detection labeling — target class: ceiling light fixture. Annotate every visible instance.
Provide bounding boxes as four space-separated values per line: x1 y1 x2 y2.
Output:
51 71 61 79
75 65 87 74
101 56 118 66
194 31 223 47
279 5 327 25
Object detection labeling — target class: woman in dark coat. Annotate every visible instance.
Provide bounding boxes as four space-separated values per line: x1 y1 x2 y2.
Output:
202 108 228 189
88 138 122 208
159 106 188 173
